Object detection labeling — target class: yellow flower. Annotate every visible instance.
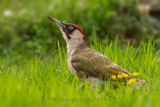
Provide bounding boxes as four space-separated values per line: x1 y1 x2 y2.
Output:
117 74 123 79
133 72 140 77
111 75 116 80
128 79 137 84
123 74 129 78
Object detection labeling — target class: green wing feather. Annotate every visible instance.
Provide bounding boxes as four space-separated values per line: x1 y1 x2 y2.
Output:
71 48 135 80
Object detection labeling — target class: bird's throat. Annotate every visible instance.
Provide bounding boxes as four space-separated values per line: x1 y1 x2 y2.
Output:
67 43 86 54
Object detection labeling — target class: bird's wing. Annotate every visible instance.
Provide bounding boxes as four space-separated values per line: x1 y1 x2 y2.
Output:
71 48 135 80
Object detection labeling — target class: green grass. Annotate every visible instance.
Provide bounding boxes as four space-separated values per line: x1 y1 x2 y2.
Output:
0 36 160 107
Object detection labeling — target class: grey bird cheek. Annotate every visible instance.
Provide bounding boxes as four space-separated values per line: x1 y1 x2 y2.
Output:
71 35 79 39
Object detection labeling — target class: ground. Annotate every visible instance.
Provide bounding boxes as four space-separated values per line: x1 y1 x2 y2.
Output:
0 38 160 107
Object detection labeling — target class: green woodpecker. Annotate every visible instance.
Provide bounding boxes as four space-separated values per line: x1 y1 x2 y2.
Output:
48 16 145 87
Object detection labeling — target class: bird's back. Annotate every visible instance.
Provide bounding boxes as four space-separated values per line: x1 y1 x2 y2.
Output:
70 47 135 82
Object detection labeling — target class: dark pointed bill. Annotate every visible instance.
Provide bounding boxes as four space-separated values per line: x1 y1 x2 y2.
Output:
47 16 66 29
47 16 71 39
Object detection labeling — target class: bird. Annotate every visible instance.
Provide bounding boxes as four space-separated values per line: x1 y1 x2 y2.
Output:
48 16 145 88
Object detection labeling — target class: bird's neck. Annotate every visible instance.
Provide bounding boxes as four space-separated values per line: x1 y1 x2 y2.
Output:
67 43 87 56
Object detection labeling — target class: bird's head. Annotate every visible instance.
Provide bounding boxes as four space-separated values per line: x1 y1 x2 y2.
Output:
48 16 87 48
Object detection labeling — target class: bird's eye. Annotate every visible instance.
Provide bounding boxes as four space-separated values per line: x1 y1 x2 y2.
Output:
69 26 74 30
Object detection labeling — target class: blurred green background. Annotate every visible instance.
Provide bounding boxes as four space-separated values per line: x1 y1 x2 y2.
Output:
0 0 160 60
0 0 160 106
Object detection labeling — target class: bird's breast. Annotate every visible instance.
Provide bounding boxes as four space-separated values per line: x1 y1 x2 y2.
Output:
67 49 77 75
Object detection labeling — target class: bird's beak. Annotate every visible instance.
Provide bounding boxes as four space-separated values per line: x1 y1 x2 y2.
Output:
48 16 71 39
47 16 66 29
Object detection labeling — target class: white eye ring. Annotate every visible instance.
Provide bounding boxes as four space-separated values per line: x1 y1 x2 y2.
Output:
69 26 74 30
